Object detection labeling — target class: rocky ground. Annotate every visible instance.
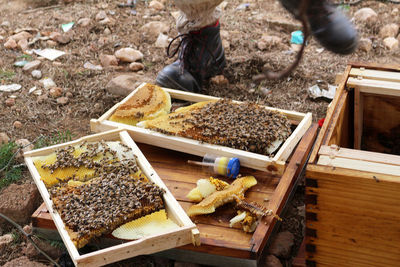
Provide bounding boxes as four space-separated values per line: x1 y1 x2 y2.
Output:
0 0 399 266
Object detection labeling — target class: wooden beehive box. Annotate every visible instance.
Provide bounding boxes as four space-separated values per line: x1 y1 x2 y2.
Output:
90 83 312 176
24 129 199 267
305 63 400 267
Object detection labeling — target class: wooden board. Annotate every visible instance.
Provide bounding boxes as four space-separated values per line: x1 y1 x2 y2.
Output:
24 129 198 267
32 124 318 263
90 83 312 176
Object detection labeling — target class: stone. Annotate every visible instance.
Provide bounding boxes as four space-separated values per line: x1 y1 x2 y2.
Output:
13 121 22 128
0 234 13 254
265 254 283 267
49 31 61 41
24 236 63 260
17 38 28 51
50 31 70 44
57 96 69 105
23 224 33 235
257 35 282 50
149 0 165 11
4 38 17 49
77 17 91 27
15 139 34 156
0 184 40 224
2 256 48 267
49 87 63 98
84 62 103 70
129 62 144 72
100 54 118 67
65 92 73 98
392 8 399 16
115 48 143 62
40 78 57 89
211 75 229 85
95 10 107 21
383 37 399 50
31 70 42 79
106 74 139 96
5 98 15 107
354 8 378 24
1 21 10 27
23 60 41 72
46 40 57 47
170 11 180 21
99 17 114 25
155 33 169 48
379 23 399 39
104 28 111 35
358 38 372 52
0 132 10 144
268 231 294 258
140 21 170 41
9 31 32 42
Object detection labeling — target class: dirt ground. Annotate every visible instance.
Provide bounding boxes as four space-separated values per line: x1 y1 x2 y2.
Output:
0 0 400 266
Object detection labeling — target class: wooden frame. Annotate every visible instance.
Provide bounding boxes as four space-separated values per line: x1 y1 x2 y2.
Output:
90 83 312 176
24 129 199 267
31 124 318 266
305 62 400 267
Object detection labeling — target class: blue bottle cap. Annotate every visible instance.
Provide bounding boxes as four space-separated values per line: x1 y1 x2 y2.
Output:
226 157 240 179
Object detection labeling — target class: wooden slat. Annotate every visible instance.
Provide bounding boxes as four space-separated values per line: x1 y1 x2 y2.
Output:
353 87 363 149
350 67 400 83
317 155 400 176
309 65 352 163
347 77 400 97
250 124 319 256
319 145 400 166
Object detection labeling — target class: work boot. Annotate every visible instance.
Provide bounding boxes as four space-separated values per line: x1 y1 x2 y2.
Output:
280 0 358 54
156 21 226 92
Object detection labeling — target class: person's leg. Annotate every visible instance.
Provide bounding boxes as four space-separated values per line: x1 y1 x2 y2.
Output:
156 0 226 92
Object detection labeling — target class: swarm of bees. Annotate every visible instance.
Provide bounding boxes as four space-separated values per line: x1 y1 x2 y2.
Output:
182 99 292 155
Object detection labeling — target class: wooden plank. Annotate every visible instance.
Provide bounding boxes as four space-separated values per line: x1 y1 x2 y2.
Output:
25 129 197 266
347 61 400 72
273 112 312 162
317 155 400 176
309 65 352 163
353 87 363 149
319 145 400 166
350 67 400 83
250 124 319 256
347 77 400 97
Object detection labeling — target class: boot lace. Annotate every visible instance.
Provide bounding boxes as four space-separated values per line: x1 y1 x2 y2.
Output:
166 33 217 75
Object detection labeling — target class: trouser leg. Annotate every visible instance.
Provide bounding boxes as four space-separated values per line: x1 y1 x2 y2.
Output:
174 0 224 33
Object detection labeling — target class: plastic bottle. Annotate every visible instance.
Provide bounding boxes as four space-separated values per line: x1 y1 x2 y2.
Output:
188 154 240 178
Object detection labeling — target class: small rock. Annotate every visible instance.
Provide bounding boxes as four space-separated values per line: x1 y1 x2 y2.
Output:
17 38 28 51
100 54 118 67
106 74 139 96
9 31 32 42
15 139 34 154
95 10 107 21
23 225 32 235
392 8 399 16
65 92 73 98
1 21 10 27
31 70 42 79
358 37 372 52
77 17 91 27
5 98 15 107
13 121 22 128
49 31 61 41
354 8 378 24
291 43 302 52
115 47 143 62
2 256 48 267
383 37 399 50
265 255 283 267
84 62 103 70
0 35 4 42
23 60 41 72
257 35 282 50
24 236 63 260
0 84 21 92
268 231 294 258
0 184 40 225
0 234 13 254
379 23 399 39
149 0 165 11
104 28 111 35
0 132 10 144
210 75 229 85
57 96 69 105
129 62 144 72
46 40 57 47
50 31 70 44
140 21 170 41
99 17 114 25
49 87 63 98
4 38 17 49
155 33 169 48
170 11 180 21
40 78 57 89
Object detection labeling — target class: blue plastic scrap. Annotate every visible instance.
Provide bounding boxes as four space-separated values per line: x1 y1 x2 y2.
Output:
291 30 304 44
